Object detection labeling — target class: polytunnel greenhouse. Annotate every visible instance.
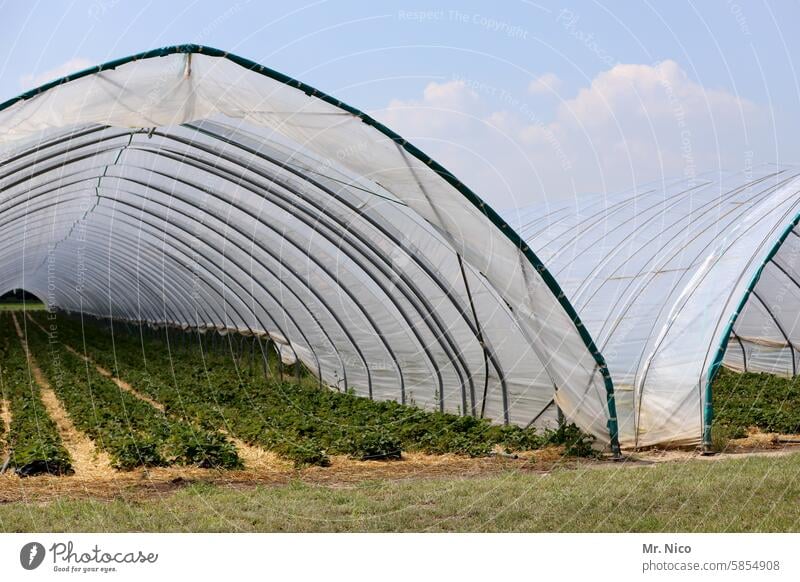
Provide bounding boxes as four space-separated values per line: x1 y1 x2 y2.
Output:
0 45 621 454
2 44 794 454
514 165 800 449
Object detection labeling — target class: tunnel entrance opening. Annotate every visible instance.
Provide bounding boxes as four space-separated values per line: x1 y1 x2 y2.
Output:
0 289 46 310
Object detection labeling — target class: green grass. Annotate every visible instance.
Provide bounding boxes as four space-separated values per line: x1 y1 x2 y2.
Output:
0 302 46 311
2 452 800 532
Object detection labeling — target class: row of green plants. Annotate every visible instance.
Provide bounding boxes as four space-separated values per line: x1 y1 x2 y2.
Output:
24 318 241 470
35 313 597 467
0 315 73 475
712 367 800 442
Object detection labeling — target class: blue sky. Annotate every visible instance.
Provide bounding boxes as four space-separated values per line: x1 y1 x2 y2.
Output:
2 0 799 209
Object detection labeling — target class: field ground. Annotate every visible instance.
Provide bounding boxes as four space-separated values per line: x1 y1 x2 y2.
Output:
1 309 800 531
1 448 800 532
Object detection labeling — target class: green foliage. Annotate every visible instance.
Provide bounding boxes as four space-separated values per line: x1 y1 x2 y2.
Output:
29 313 601 467
275 439 331 468
20 310 800 472
112 439 165 470
346 430 402 460
542 422 598 457
24 320 241 470
0 316 72 475
166 425 243 469
488 424 547 453
712 368 800 438
709 423 741 453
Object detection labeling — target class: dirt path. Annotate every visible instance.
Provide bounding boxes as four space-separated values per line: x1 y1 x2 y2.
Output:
11 312 114 478
625 436 800 465
68 344 166 411
0 398 10 471
225 434 291 471
0 339 11 469
0 399 10 435
27 313 165 411
25 313 283 471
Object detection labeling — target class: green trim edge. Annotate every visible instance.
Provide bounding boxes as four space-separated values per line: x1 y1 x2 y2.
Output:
704 210 800 447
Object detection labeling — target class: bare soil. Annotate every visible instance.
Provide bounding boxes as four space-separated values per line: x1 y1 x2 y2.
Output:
0 398 10 466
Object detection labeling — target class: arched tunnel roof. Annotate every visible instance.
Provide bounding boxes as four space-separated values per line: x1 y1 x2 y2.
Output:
0 45 619 448
513 165 800 447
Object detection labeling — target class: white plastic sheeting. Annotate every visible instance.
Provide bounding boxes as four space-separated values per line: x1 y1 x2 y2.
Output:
0 46 620 448
724 224 800 378
511 165 800 447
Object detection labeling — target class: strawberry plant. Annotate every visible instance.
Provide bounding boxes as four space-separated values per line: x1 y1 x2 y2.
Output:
0 315 72 476
274 439 331 468
712 367 800 437
25 320 241 470
346 430 402 460
31 313 599 464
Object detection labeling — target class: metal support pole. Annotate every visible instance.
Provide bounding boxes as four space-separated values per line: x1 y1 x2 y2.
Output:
250 336 256 374
257 337 270 383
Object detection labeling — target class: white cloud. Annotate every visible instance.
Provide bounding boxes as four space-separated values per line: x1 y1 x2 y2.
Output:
19 58 94 90
374 60 768 210
528 73 562 95
383 80 481 135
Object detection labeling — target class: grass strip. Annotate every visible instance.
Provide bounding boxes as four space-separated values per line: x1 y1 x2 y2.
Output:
2 452 800 532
